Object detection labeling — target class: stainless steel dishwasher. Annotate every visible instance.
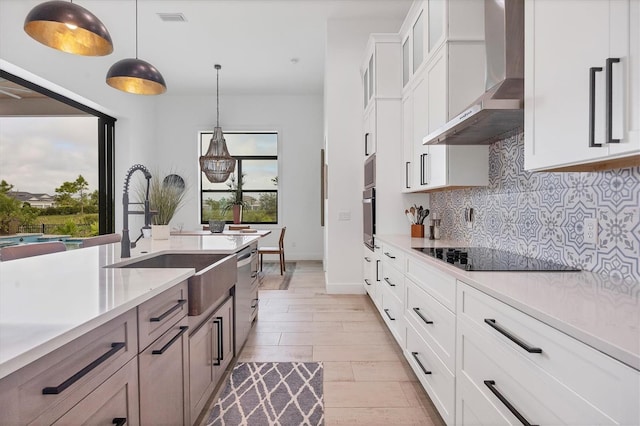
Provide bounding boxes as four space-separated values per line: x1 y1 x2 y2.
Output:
235 243 258 351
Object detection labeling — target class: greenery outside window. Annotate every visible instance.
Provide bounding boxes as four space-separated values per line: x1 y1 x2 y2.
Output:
200 131 278 224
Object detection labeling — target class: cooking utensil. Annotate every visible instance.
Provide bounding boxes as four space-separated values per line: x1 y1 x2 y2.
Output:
406 212 415 224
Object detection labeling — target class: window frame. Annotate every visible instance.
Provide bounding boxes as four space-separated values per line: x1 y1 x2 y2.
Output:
0 69 117 234
199 130 278 225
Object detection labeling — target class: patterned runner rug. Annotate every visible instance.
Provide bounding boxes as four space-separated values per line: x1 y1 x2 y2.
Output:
206 362 324 426
259 262 296 290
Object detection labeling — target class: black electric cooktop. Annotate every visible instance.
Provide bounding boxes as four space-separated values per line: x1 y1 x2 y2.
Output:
413 247 581 272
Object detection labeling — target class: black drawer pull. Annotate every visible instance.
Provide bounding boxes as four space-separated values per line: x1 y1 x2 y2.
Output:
411 352 432 375
42 342 125 394
606 57 621 144
251 298 259 309
152 326 188 355
384 252 396 259
251 272 258 278
383 308 395 321
364 279 372 286
484 319 542 354
484 380 538 426
412 307 433 324
375 260 380 281
150 299 187 322
383 277 396 287
112 418 127 426
213 316 224 365
589 66 603 147
364 256 371 262
405 161 411 189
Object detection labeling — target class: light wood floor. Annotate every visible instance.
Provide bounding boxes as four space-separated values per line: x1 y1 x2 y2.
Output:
237 260 446 426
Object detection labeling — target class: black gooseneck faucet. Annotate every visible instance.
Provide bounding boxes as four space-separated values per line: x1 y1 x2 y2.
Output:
121 164 152 258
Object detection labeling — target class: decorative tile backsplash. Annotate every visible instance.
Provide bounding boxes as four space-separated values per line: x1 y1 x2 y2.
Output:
429 132 640 282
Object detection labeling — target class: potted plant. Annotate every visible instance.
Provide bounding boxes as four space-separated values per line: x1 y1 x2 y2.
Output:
138 172 187 239
223 173 247 224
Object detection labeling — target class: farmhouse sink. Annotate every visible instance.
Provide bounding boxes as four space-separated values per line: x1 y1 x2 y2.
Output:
109 253 237 315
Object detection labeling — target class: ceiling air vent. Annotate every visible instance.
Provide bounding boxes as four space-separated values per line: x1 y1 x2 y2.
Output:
157 13 187 22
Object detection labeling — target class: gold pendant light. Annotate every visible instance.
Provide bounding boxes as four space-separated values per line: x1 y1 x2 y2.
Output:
24 0 113 56
199 64 236 183
106 0 166 95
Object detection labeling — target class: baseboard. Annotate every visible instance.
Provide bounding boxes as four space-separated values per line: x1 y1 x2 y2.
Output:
325 282 366 294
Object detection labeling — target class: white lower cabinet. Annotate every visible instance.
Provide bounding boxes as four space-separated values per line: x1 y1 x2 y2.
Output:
363 246 376 298
405 323 455 425
457 281 640 425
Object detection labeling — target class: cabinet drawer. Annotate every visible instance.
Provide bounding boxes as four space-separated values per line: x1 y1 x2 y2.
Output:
381 260 404 303
139 316 190 426
381 243 405 271
406 255 456 312
53 357 139 426
381 287 405 346
138 280 188 351
459 282 640 424
250 283 259 321
458 318 616 425
0 309 137 425
406 323 454 425
405 278 455 374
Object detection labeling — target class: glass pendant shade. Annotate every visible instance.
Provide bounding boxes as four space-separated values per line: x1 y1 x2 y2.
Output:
106 58 167 95
199 64 236 183
200 127 236 183
24 1 113 56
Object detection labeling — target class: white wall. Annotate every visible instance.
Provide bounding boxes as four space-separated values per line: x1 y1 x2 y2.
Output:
154 94 324 260
324 18 406 293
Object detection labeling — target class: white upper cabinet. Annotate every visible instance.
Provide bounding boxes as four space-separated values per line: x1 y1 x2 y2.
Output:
401 0 488 192
525 0 640 171
361 34 403 158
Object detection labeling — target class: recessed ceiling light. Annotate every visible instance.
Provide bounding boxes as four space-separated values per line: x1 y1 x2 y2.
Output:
157 13 187 22
290 58 299 64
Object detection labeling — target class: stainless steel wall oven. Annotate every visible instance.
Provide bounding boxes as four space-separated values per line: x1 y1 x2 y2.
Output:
363 187 375 251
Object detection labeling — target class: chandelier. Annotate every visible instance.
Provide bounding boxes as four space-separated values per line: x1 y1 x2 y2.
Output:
199 64 236 183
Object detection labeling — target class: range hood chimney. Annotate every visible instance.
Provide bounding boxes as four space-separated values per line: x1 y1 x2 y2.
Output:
424 0 524 145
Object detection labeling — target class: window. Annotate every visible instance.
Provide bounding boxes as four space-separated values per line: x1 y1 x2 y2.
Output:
200 131 278 224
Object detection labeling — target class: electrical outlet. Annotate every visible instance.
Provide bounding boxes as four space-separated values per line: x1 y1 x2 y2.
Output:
584 218 598 244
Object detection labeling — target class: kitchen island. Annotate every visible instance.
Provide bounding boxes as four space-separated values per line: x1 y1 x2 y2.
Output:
0 234 264 425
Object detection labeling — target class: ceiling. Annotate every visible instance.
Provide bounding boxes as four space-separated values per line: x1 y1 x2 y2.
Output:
4 0 412 100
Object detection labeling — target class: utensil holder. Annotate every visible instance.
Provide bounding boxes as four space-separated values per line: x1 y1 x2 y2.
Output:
411 224 424 238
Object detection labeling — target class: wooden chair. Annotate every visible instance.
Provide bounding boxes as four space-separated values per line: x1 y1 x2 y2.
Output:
80 233 122 248
258 227 286 275
0 241 66 261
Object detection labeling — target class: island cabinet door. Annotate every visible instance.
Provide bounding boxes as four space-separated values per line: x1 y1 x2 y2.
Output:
189 317 215 422
139 316 190 426
52 357 140 426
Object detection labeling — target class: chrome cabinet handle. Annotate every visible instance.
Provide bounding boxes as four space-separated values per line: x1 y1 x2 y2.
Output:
484 380 538 426
412 307 433 325
383 308 396 321
42 342 125 394
606 57 621 144
150 299 187 322
383 277 396 287
589 66 603 147
411 352 432 375
484 319 542 354
152 326 188 355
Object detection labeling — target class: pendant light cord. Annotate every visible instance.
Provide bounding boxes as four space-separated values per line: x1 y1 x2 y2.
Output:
216 67 220 127
135 0 139 59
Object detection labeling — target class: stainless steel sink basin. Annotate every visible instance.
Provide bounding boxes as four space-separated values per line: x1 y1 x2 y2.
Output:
109 253 237 315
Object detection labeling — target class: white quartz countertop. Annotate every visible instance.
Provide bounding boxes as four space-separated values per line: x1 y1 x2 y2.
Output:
171 229 271 237
0 234 263 379
376 235 640 371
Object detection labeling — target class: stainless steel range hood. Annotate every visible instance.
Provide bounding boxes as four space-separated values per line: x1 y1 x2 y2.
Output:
424 0 524 145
